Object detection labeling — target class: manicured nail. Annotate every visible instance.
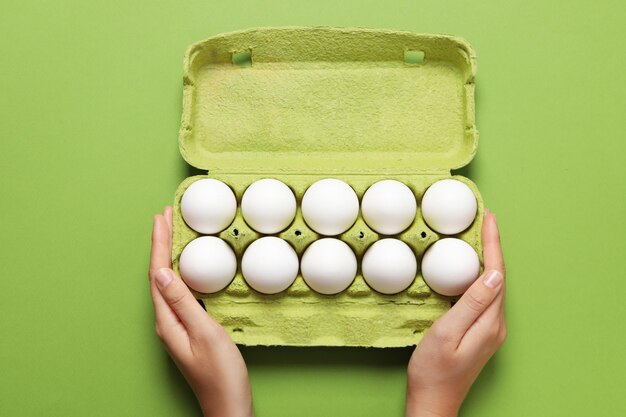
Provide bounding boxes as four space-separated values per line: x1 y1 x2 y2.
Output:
483 270 503 288
156 268 173 289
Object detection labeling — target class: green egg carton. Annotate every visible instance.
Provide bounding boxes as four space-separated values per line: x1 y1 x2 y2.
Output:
172 27 483 347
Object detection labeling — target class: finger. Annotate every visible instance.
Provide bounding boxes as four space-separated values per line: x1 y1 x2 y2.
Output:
478 251 506 315
483 209 506 319
150 215 190 351
434 268 504 345
150 214 171 278
154 268 208 335
460 286 506 355
149 214 174 321
483 209 505 276
151 274 190 350
163 206 173 245
456 210 507 351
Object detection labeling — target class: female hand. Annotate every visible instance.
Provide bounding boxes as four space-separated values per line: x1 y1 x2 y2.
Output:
149 206 254 417
406 209 506 417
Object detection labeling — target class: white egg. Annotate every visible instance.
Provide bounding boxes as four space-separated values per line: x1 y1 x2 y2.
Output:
241 237 299 294
421 238 480 296
179 236 237 293
361 180 417 235
421 179 478 235
180 178 237 234
302 178 359 236
241 178 297 234
361 238 417 294
301 238 357 294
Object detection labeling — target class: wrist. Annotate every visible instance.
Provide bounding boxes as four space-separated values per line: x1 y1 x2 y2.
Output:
198 391 254 417
406 386 462 417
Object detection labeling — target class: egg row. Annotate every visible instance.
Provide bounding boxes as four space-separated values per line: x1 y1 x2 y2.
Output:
181 178 478 237
179 235 480 297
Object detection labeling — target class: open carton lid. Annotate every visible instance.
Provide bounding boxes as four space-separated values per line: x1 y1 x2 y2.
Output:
179 27 477 175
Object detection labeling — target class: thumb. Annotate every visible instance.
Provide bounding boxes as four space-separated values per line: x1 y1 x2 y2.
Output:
155 268 207 333
435 270 503 341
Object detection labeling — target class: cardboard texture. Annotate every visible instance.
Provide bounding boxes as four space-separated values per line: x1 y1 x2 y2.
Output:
172 27 483 347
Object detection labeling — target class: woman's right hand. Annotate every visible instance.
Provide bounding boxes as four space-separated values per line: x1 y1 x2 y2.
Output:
406 209 507 417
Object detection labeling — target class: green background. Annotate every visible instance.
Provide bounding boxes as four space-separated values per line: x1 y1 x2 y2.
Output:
1 1 624 416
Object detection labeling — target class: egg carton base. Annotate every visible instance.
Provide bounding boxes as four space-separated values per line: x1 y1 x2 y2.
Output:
172 173 483 348
199 295 450 347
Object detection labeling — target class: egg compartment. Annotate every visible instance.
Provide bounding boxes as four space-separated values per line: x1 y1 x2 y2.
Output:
172 27 481 347
172 173 483 347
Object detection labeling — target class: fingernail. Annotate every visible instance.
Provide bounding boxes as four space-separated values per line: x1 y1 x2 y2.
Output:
156 268 173 289
483 270 503 289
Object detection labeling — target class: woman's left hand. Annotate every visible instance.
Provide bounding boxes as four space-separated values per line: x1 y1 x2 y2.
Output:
149 206 254 417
